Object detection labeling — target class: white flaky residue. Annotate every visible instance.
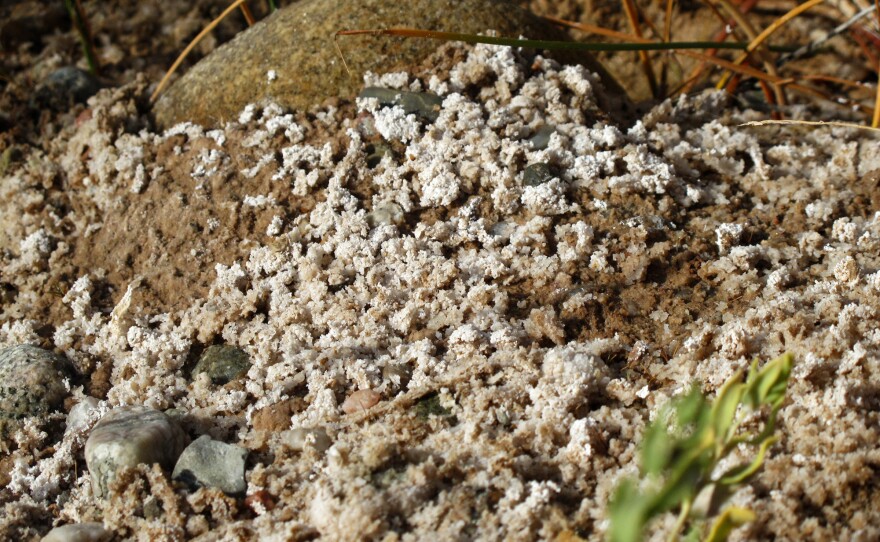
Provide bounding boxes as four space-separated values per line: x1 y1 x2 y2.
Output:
4 38 879 542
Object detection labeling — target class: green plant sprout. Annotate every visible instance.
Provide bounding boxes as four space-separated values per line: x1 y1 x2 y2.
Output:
608 353 793 542
63 0 100 76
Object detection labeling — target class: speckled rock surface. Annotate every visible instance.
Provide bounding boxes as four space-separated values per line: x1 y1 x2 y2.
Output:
192 345 250 385
152 0 591 129
172 435 248 495
0 344 69 447
84 405 188 499
41 522 112 542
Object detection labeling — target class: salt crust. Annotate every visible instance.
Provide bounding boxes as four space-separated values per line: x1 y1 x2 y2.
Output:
2 42 880 540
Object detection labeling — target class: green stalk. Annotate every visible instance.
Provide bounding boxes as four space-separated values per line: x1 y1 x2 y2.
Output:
338 28 798 53
63 0 100 75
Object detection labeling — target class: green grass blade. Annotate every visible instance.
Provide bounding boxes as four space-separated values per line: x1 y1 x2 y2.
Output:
705 507 756 542
338 28 798 53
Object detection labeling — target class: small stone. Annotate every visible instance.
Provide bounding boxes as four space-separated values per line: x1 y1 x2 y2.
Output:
364 141 394 169
192 345 250 385
32 67 101 112
342 389 381 414
172 435 248 495
523 162 555 186
40 522 112 542
359 87 443 122
527 125 556 150
85 405 188 499
281 426 332 453
414 392 454 420
66 397 101 434
366 202 405 228
0 344 70 448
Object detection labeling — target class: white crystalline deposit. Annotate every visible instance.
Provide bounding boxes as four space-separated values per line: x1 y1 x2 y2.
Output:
4 39 880 541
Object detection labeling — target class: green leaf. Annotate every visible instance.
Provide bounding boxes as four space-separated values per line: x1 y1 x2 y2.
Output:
642 413 674 476
705 506 756 542
683 526 703 542
718 435 778 486
608 479 650 542
743 354 793 409
647 451 707 516
676 386 707 427
711 370 745 443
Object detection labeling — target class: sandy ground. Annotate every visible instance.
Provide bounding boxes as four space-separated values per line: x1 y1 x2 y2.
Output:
2 1 880 541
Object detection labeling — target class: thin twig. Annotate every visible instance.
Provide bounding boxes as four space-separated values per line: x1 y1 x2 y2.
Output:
678 0 759 96
741 119 880 133
340 28 798 52
240 2 256 26
709 0 787 106
778 4 876 64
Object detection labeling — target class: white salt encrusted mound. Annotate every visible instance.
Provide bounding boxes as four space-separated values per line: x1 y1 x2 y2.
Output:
3 41 880 541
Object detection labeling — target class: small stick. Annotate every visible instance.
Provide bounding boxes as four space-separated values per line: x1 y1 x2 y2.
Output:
622 0 658 97
741 119 880 133
240 2 256 26
777 4 876 64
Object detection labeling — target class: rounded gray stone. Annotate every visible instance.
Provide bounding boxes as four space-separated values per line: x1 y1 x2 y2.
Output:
0 344 70 445
172 435 248 495
153 0 603 129
85 405 188 499
41 522 112 542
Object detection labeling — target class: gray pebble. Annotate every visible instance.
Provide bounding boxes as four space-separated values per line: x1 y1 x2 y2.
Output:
192 345 251 385
172 435 248 495
32 67 101 111
527 125 555 150
41 522 111 542
0 344 70 447
359 87 443 122
85 405 188 499
523 162 555 186
365 141 394 169
366 202 405 228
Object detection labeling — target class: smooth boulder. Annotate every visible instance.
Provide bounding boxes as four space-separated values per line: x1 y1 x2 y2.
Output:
153 0 601 129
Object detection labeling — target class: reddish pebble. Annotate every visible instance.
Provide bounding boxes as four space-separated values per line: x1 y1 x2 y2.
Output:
342 389 381 414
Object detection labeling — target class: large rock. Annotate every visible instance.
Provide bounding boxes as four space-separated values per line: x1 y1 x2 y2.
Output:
153 0 606 129
172 435 248 495
0 344 70 449
84 405 188 499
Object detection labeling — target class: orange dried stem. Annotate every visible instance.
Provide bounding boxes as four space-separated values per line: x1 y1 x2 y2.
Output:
240 2 256 26
709 0 786 107
873 68 880 128
622 0 659 97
